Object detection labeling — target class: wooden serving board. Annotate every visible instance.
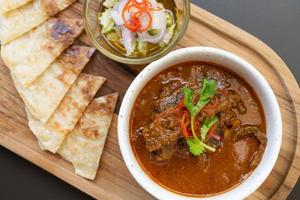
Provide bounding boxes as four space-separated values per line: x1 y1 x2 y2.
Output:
0 1 299 200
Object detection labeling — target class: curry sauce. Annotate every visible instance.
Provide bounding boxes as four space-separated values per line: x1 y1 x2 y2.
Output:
130 62 266 196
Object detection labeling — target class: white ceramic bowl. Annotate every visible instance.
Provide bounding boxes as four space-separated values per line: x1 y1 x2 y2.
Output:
118 47 282 200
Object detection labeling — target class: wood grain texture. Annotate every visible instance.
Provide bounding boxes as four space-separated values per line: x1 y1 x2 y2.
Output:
0 1 299 200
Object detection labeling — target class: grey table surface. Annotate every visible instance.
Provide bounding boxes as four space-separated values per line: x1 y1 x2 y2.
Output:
0 0 299 199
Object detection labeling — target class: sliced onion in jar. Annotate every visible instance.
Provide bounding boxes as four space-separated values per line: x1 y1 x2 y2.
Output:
109 0 128 25
137 10 166 43
120 26 135 53
151 10 166 30
149 0 159 8
138 28 166 43
110 10 124 25
117 0 127 12
139 12 151 30
164 9 175 25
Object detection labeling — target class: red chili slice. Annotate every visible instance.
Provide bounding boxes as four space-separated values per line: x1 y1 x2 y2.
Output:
121 0 155 32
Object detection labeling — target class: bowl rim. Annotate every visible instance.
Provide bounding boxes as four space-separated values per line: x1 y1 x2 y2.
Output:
83 0 191 65
118 47 282 200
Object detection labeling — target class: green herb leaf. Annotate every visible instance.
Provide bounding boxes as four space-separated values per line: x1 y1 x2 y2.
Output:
187 138 205 156
200 116 218 141
183 86 194 114
182 79 217 117
201 79 217 101
182 79 218 156
191 79 217 116
187 137 216 156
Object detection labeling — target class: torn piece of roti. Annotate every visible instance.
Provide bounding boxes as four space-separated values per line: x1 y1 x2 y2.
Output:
0 0 32 14
58 93 118 180
1 17 83 87
27 73 106 153
13 46 96 124
0 0 76 44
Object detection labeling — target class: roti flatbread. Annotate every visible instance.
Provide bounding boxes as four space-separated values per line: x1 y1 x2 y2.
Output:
0 0 76 44
1 17 84 87
58 93 118 180
13 46 96 124
0 0 32 14
27 74 106 153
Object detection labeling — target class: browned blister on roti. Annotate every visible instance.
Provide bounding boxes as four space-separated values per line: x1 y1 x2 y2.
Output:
58 93 119 180
13 45 96 124
0 0 76 44
27 73 106 153
1 17 84 87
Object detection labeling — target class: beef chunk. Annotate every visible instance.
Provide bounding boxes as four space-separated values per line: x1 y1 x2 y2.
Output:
142 108 181 153
154 144 177 161
216 90 246 115
234 124 267 167
233 137 259 165
156 90 183 112
219 110 237 126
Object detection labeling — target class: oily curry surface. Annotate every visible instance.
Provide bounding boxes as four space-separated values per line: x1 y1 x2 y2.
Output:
130 62 266 196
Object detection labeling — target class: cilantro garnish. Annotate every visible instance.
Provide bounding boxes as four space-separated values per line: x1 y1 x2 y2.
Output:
200 116 218 141
181 79 218 156
183 79 217 117
186 138 205 156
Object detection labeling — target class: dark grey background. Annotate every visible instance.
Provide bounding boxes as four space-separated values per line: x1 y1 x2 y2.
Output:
0 0 299 199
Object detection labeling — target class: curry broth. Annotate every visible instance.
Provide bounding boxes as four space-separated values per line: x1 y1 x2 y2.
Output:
130 62 266 196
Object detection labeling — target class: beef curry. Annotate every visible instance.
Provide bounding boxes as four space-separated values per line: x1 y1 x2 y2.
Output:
130 62 267 196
